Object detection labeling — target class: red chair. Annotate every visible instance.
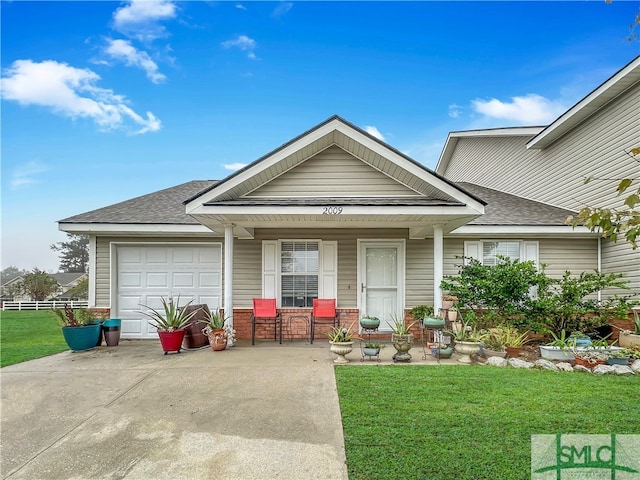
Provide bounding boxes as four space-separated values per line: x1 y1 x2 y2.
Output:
251 298 282 345
310 298 339 344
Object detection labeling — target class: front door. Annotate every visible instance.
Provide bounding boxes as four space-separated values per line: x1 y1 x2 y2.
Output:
359 240 405 332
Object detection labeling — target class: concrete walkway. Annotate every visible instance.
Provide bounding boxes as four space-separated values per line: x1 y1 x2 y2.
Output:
1 340 352 480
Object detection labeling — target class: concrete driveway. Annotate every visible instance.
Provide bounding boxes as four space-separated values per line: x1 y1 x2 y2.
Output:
1 340 349 480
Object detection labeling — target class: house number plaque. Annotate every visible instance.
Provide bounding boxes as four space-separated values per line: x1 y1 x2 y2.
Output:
322 207 343 215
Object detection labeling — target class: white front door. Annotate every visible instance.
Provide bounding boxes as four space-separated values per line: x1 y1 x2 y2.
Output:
359 240 405 332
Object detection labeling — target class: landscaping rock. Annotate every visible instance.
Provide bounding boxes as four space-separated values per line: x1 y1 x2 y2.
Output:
631 359 640 374
573 365 592 373
556 362 574 372
486 356 508 367
508 358 534 369
592 365 615 375
612 365 635 376
534 359 558 371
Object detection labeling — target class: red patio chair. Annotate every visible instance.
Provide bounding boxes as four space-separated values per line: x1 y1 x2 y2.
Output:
310 298 339 344
251 298 282 345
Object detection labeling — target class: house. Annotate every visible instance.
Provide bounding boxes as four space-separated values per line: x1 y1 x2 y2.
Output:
1 272 87 301
59 56 640 341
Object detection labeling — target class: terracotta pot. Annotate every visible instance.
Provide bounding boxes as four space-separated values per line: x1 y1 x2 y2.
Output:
207 329 227 351
505 346 522 358
574 357 607 368
157 329 186 354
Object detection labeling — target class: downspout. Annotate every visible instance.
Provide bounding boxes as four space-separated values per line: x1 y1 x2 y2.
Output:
88 235 96 307
433 225 444 313
224 225 234 345
597 237 602 303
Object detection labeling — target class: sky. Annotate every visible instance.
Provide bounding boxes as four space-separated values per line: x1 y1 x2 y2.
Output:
1 0 639 273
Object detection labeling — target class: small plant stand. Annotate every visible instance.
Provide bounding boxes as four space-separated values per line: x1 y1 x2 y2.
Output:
421 309 449 363
360 326 381 362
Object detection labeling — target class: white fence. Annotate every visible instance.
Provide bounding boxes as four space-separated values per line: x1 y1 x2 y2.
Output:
1 301 89 311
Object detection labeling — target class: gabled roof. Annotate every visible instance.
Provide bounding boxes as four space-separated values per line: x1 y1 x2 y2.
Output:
435 127 544 175
528 55 640 149
51 272 87 286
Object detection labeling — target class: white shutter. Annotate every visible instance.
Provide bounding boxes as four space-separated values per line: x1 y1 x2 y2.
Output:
320 241 338 299
464 241 481 264
522 241 539 269
262 240 278 300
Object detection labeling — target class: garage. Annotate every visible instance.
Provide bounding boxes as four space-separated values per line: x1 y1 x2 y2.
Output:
115 244 222 338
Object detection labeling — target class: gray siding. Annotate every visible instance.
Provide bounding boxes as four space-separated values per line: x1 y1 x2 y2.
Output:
249 145 419 197
444 82 640 296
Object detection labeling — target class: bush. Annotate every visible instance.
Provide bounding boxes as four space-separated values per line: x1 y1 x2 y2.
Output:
441 257 631 334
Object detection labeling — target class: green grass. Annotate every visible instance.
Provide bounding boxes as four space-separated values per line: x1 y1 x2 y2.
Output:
335 365 640 480
0 310 68 367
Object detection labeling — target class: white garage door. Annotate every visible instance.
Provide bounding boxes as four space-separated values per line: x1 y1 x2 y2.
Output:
116 245 222 339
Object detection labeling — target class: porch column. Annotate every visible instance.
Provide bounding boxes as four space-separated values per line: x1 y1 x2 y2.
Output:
224 224 234 336
433 225 444 313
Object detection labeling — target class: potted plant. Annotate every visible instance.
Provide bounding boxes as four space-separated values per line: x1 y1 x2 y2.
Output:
442 294 458 310
539 329 576 361
496 326 529 358
362 341 381 357
200 308 228 351
359 315 381 330
408 305 434 322
53 305 102 351
140 296 199 355
447 306 459 322
618 310 640 348
606 348 633 366
327 322 356 364
447 320 487 364
482 330 507 358
572 348 609 368
430 342 453 359
387 315 417 362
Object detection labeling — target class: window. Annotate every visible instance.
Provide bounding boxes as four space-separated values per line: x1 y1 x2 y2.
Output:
482 241 521 266
464 240 538 268
280 241 319 307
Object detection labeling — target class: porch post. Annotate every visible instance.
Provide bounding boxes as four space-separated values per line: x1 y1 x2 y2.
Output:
224 225 234 337
433 225 443 313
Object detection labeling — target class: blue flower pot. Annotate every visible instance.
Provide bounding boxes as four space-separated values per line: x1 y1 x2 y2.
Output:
62 324 101 351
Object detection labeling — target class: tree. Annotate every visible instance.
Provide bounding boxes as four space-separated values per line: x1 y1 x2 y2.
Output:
21 269 59 301
51 234 89 272
64 277 88 300
1 266 27 283
567 148 640 249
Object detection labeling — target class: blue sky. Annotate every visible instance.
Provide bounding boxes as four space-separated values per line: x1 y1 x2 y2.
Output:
2 1 639 272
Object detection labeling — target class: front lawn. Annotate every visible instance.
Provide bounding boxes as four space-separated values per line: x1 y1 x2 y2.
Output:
0 310 68 367
335 365 639 480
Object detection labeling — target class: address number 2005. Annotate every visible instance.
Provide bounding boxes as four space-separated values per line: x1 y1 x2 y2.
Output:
322 206 343 215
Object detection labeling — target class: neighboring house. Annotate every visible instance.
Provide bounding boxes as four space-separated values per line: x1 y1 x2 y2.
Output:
436 55 640 297
0 272 87 301
59 56 640 341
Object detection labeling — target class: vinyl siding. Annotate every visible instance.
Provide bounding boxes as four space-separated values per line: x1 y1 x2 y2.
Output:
95 233 606 311
249 145 419 197
443 82 640 296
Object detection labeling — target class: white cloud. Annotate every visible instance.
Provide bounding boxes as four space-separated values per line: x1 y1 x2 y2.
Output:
365 126 385 141
235 4 247 11
471 94 566 125
1 59 161 135
221 35 257 59
272 2 293 18
224 162 247 171
448 104 462 119
11 161 49 189
112 0 177 42
105 39 166 83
